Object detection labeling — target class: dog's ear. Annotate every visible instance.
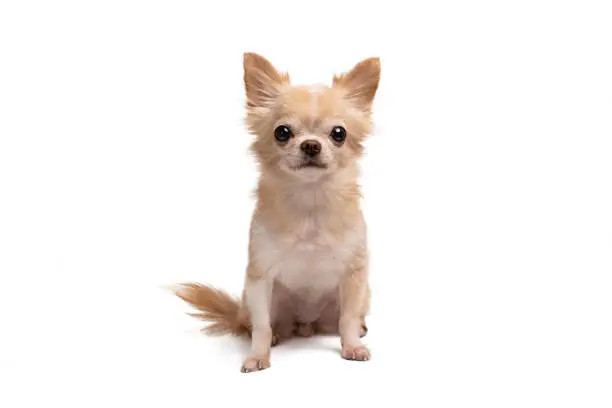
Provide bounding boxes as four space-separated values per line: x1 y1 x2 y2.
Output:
333 57 381 111
243 53 289 108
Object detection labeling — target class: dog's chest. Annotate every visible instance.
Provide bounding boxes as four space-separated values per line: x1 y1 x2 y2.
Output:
253 216 359 298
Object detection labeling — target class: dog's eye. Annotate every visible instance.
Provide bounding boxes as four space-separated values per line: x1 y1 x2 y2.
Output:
274 125 293 142
330 126 346 143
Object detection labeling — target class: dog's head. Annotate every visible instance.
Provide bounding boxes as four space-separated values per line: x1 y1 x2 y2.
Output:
243 53 380 181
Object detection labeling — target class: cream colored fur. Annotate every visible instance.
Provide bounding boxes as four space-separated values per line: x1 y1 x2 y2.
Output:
173 53 381 373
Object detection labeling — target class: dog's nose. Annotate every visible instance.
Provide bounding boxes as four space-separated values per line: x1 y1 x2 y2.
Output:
300 140 322 157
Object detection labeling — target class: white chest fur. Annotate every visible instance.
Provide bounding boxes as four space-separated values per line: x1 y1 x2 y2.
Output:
250 213 364 302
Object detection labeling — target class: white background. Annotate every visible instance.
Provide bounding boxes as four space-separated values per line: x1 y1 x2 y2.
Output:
1 0 611 406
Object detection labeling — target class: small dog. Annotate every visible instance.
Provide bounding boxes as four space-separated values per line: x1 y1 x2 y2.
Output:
173 52 381 373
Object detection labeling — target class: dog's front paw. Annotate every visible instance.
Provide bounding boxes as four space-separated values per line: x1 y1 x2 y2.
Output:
341 345 370 361
240 355 271 373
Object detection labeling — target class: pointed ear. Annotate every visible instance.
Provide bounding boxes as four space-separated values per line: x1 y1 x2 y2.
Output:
333 57 381 111
243 52 289 108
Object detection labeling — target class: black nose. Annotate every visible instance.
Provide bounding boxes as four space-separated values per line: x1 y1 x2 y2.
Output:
300 140 322 157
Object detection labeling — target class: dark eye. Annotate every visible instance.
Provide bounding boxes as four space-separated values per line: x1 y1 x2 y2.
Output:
274 125 293 142
330 126 346 143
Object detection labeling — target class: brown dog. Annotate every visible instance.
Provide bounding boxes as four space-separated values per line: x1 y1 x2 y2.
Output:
173 53 380 373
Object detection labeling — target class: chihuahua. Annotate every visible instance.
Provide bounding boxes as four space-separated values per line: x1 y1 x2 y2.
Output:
173 52 381 373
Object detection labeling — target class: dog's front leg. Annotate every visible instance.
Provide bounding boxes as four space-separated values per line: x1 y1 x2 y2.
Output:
241 270 273 373
339 262 370 361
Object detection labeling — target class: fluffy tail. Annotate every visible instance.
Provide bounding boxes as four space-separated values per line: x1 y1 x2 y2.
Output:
171 283 249 336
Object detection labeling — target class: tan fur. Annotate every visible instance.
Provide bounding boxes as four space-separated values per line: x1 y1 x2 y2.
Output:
172 283 250 336
172 52 380 372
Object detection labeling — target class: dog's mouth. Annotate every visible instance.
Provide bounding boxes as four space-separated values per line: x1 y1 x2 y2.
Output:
294 160 328 170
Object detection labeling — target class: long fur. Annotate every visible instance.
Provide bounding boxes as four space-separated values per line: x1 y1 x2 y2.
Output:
172 283 249 336
171 53 380 371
